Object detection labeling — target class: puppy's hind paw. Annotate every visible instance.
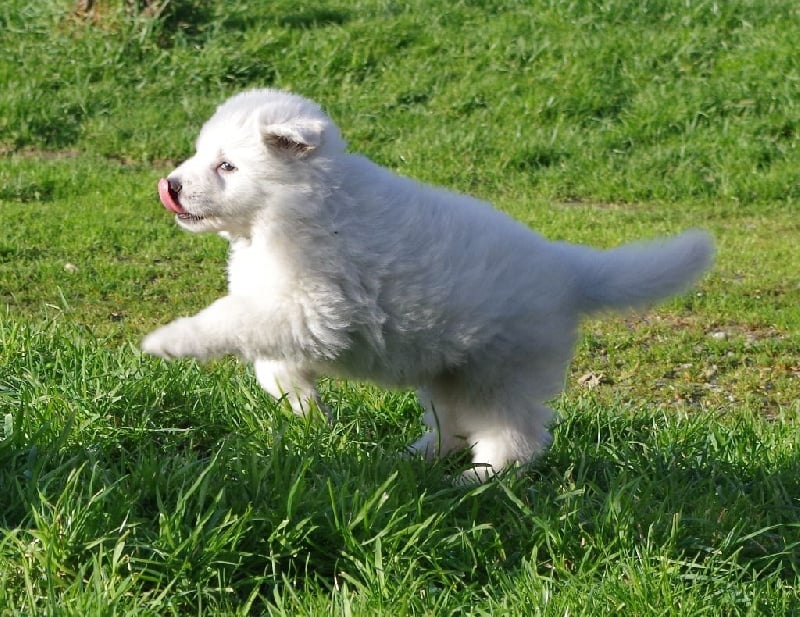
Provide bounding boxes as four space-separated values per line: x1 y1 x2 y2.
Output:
405 431 439 461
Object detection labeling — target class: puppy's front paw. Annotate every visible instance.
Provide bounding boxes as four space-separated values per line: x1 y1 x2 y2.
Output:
141 319 200 360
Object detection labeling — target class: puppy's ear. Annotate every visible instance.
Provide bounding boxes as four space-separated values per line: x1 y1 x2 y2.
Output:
262 120 325 158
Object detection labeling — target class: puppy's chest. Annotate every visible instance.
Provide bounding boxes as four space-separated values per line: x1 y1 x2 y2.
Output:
226 242 292 296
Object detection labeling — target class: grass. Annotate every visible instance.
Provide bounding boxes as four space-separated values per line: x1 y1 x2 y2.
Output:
1 0 800 614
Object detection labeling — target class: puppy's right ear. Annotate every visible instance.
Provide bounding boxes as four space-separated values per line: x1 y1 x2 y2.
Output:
262 120 325 158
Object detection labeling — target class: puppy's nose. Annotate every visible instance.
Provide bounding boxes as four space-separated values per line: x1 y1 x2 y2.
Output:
167 177 182 197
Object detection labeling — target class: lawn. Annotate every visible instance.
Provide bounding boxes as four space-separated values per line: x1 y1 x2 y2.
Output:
1 0 799 614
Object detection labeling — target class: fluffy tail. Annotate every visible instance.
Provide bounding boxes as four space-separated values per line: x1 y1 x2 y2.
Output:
572 229 714 313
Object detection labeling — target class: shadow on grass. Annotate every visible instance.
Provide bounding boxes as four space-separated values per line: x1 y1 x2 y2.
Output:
277 8 351 29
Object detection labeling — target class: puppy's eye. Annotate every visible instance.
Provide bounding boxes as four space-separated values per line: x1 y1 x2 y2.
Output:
217 161 236 173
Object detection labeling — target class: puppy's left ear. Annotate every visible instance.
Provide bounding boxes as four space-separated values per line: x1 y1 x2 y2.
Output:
262 120 325 158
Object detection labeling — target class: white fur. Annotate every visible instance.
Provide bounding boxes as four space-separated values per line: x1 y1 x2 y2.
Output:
142 89 714 480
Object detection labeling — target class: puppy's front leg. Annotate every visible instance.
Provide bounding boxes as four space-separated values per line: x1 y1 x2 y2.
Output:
142 295 260 361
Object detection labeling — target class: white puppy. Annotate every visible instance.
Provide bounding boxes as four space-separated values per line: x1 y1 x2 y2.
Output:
143 89 713 480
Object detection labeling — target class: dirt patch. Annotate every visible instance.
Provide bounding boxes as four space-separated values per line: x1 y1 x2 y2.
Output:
0 145 80 160
1 145 179 169
555 197 652 211
74 1 166 21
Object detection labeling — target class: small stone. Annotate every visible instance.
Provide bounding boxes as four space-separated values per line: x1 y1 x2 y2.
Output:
577 372 605 389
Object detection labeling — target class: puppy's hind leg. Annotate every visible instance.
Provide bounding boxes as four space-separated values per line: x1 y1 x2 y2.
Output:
254 359 330 421
458 343 571 481
406 387 468 460
461 407 554 483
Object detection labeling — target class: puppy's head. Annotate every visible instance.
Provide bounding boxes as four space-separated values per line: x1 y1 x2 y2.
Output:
157 89 344 234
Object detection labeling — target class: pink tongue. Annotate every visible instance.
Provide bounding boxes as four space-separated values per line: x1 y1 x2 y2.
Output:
157 178 187 215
